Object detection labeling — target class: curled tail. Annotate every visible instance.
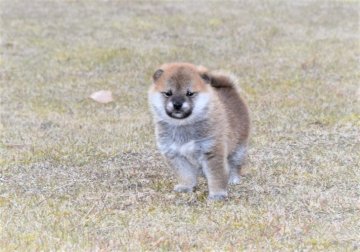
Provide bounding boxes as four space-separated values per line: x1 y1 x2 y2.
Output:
209 72 236 89
208 71 238 89
196 66 238 89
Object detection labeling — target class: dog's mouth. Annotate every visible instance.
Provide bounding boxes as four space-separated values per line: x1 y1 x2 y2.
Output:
166 110 192 119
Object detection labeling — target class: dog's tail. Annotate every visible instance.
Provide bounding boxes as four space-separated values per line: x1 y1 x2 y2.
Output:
208 71 238 89
197 66 238 89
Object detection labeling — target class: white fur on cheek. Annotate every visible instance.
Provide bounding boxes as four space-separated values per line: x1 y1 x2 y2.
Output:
192 93 210 117
149 92 167 119
166 102 173 111
182 102 190 110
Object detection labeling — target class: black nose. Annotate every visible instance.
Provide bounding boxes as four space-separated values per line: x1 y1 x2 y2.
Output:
173 101 183 110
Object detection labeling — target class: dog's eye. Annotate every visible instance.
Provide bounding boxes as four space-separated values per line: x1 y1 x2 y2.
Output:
162 90 172 97
186 91 194 97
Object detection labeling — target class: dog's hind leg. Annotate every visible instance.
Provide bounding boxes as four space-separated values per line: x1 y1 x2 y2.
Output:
228 144 247 185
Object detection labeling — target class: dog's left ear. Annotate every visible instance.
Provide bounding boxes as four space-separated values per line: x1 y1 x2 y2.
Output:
197 65 211 84
153 69 164 82
200 72 211 84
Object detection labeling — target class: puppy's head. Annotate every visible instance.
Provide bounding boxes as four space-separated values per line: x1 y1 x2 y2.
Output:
148 63 211 124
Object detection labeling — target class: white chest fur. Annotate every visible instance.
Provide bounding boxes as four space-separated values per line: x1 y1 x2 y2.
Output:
157 136 214 167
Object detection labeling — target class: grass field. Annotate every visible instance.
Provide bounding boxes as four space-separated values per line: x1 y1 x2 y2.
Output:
1 0 359 251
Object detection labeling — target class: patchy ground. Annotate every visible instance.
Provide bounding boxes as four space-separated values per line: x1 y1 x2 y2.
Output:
1 1 359 251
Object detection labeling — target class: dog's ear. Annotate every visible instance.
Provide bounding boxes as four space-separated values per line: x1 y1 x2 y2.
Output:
197 65 211 84
200 72 211 84
153 69 164 82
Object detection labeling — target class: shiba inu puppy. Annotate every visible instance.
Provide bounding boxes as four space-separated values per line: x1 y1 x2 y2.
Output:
148 63 250 200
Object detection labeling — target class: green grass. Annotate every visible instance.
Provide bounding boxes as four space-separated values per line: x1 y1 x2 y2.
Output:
1 0 359 251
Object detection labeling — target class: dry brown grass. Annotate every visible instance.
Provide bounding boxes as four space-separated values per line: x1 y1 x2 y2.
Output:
1 0 359 251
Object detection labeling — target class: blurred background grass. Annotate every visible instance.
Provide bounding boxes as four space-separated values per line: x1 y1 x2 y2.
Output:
0 1 359 251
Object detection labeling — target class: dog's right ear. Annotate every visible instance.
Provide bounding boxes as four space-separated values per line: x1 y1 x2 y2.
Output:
153 69 164 82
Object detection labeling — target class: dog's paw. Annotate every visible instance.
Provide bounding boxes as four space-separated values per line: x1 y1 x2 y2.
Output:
174 184 194 193
228 175 241 185
208 191 228 201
